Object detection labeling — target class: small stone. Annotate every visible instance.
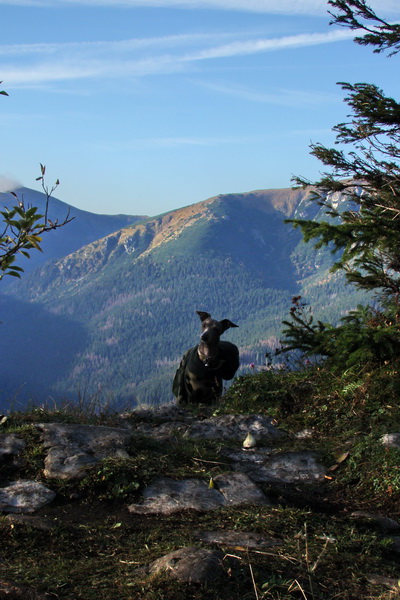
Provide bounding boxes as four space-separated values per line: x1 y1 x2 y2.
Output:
149 547 225 583
381 433 400 449
295 429 314 439
242 432 257 448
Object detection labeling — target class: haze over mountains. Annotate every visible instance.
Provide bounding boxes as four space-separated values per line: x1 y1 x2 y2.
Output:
0 186 368 411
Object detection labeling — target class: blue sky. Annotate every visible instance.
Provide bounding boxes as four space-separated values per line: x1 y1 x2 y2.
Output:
0 0 399 216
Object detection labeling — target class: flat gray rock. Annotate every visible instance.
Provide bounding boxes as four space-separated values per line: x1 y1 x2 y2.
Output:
195 529 282 549
0 480 56 514
213 472 270 506
36 423 132 479
184 414 285 442
148 547 225 583
129 412 285 443
225 449 326 483
6 514 57 531
0 433 26 457
128 472 269 514
128 477 225 514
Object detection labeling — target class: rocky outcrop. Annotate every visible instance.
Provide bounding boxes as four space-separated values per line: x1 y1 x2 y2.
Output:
0 405 327 589
0 407 326 515
1 405 399 592
35 423 132 479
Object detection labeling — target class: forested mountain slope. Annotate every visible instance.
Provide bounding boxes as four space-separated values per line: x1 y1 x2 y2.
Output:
0 186 368 410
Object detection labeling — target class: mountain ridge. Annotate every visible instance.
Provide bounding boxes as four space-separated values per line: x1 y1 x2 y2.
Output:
0 185 368 409
0 186 146 283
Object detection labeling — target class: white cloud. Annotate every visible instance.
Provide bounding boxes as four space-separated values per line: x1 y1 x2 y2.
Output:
0 33 227 57
0 0 398 17
0 175 22 193
187 29 355 61
195 80 339 106
0 28 356 87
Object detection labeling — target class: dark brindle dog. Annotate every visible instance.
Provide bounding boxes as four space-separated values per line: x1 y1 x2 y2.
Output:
173 311 239 405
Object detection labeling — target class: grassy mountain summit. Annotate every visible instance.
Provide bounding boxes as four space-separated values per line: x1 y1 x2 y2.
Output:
0 186 368 410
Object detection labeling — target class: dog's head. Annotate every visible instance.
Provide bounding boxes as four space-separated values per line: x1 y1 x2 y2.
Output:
196 311 238 344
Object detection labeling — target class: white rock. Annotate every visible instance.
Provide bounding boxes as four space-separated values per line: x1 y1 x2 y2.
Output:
0 480 56 514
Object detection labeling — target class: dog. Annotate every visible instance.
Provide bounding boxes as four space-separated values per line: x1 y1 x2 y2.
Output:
172 311 239 405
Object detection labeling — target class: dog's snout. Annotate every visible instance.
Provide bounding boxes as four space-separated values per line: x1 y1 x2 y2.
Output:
201 329 210 342
200 325 220 344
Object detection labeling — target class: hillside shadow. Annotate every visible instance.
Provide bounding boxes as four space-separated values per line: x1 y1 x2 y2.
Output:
0 293 89 411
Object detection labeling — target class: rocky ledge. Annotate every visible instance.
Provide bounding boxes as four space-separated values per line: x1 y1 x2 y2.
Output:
1 404 399 593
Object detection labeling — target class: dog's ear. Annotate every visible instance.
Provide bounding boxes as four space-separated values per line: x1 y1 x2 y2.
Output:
196 311 211 322
220 319 239 332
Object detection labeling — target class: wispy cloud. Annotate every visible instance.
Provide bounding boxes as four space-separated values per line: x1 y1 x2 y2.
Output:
195 80 340 106
0 33 228 57
0 0 328 15
0 0 398 17
187 29 355 61
90 133 268 152
0 28 357 88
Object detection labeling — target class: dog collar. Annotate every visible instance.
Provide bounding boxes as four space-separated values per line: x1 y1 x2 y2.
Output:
197 347 218 367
